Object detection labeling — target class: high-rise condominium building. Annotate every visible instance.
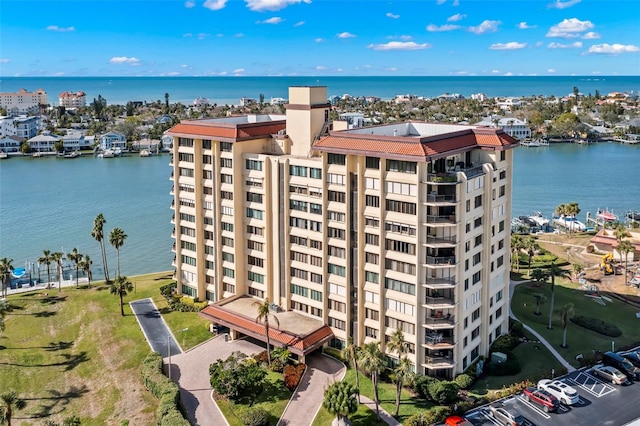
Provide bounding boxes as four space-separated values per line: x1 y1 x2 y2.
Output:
167 86 517 376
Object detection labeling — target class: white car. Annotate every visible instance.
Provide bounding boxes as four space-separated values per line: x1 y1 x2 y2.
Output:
538 379 580 405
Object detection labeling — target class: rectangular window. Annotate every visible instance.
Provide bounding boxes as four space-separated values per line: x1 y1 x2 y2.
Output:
385 258 416 275
247 192 263 203
310 168 322 179
289 165 308 177
328 317 346 330
290 235 307 247
248 271 265 284
220 142 232 152
248 255 264 267
472 326 480 340
329 283 347 296
246 208 264 220
366 157 380 169
290 267 308 280
365 271 379 284
221 190 233 200
327 173 346 185
311 290 322 301
496 307 503 319
365 217 379 228
497 255 504 267
328 191 346 203
221 222 234 232
328 246 346 259
205 245 215 255
290 217 308 229
365 177 380 190
178 152 194 162
222 236 234 247
223 283 235 293
220 174 233 184
181 240 196 251
329 299 346 312
474 195 482 208
384 221 417 236
472 307 480 322
384 316 415 334
246 159 263 171
365 252 379 265
365 195 380 207
222 251 234 263
496 290 503 302
474 217 482 228
180 213 195 222
365 308 380 320
386 160 417 174
384 278 415 295
473 271 481 285
473 252 481 266
247 240 263 251
385 181 417 196
180 226 196 237
385 239 415 255
364 291 379 304
475 234 483 247
220 158 232 168
385 299 415 316
327 153 346 165
290 251 308 263
365 233 379 246
181 255 196 266
328 263 346 277
202 140 212 149
222 267 235 278
178 138 193 147
310 203 322 214
248 287 264 298
247 225 263 236
310 239 322 250
328 227 346 240
310 273 323 284
202 154 212 164
365 327 378 339
247 177 263 188
328 211 346 222
290 200 308 212
499 220 505 232
179 167 194 177
385 199 416 215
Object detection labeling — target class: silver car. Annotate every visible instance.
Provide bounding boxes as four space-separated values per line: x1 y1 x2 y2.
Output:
591 364 629 385
538 379 580 405
487 405 525 426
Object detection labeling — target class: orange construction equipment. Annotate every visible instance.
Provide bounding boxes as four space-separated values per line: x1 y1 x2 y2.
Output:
601 253 614 275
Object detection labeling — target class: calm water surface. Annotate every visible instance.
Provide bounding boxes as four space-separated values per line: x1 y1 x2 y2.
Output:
0 143 638 279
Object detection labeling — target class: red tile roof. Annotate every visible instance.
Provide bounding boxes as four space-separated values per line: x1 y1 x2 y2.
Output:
167 121 286 142
314 127 518 160
199 304 334 356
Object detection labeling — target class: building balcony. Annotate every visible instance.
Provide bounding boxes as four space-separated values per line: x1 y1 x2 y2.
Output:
425 256 456 267
425 193 458 205
423 333 455 349
424 215 457 226
426 173 459 185
425 236 457 248
463 165 486 179
422 316 456 330
423 277 456 289
422 357 455 370
171 243 176 253
423 296 456 309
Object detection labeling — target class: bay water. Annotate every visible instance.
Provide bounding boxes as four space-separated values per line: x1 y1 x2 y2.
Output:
1 143 638 280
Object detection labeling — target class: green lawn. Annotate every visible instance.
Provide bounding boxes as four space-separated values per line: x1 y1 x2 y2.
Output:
0 271 211 425
511 279 640 367
216 370 292 426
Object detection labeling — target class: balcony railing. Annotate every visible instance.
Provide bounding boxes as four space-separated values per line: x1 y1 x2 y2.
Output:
425 236 457 245
426 193 457 203
425 256 456 266
424 296 455 308
424 317 455 328
423 336 455 348
463 165 485 179
422 357 455 369
424 277 456 288
426 173 458 184
425 215 456 224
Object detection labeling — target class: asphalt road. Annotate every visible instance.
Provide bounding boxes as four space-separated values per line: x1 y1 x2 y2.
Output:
462 367 640 426
130 298 181 358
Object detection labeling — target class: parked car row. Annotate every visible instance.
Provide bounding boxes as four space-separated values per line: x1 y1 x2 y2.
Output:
591 350 640 385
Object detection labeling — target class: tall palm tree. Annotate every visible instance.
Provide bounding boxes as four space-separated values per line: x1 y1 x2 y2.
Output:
0 258 14 298
80 255 93 287
67 248 82 287
342 338 361 403
392 357 415 417
560 303 575 348
614 224 628 243
37 250 53 289
547 262 569 330
387 328 409 417
109 227 127 278
565 202 581 235
0 390 26 426
92 213 110 282
532 293 546 315
554 203 568 234
0 299 7 334
252 298 279 366
50 252 65 293
358 341 385 422
617 240 635 286
510 234 524 272
110 276 133 316
523 236 538 277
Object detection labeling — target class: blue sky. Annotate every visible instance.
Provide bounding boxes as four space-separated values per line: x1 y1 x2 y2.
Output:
1 0 638 76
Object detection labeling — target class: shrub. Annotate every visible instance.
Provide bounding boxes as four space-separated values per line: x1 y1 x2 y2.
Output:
253 351 269 365
454 373 474 390
141 352 190 426
209 352 267 402
570 315 622 337
490 334 520 353
427 381 459 404
509 319 525 338
283 363 306 391
413 374 437 399
238 407 270 426
323 347 345 362
270 347 291 372
405 406 452 426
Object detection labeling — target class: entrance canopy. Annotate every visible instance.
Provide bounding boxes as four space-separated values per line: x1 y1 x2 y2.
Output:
199 296 334 357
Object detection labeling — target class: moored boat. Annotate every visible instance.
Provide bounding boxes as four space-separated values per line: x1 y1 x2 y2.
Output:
140 149 152 157
627 211 640 222
62 151 81 159
596 208 618 222
552 215 586 232
0 150 8 159
528 211 550 227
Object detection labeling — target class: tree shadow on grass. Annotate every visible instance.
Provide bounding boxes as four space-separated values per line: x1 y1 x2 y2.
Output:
155 273 174 281
20 385 90 419
0 351 89 371
34 310 57 318
0 340 73 351
40 295 67 305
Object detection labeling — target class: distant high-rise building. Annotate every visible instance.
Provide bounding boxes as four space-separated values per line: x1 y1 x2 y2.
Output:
59 91 87 108
167 86 517 375
0 88 47 115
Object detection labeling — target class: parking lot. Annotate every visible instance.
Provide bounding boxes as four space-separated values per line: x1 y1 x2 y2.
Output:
463 367 640 426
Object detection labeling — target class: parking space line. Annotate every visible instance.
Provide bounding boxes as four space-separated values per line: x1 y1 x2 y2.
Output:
516 396 551 419
565 372 616 398
479 411 502 426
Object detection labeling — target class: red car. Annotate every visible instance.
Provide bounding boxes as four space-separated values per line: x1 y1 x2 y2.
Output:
523 387 560 413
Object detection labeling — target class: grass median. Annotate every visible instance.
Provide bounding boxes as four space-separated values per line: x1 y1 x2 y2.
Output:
0 271 211 425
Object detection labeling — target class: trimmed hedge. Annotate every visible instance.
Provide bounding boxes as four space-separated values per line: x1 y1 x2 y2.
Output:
454 373 475 390
490 333 520 353
141 352 190 426
570 315 622 337
238 407 269 426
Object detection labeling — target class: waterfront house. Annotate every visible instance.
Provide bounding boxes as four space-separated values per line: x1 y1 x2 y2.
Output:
0 135 24 153
475 116 531 141
0 115 40 139
168 85 516 376
62 130 91 152
27 131 61 152
99 131 127 151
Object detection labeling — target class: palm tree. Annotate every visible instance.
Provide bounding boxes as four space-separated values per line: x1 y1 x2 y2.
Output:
532 293 546 315
0 258 14 298
392 357 415 417
614 224 628 243
110 276 133 316
0 299 7 334
67 248 82 287
560 303 575 348
323 381 358 426
252 298 279 366
358 341 385 422
565 202 581 235
0 390 26 426
92 213 110 282
50 252 65 293
387 328 409 416
547 262 569 330
523 236 538 277
530 268 547 287
617 240 635 286
342 338 361 403
510 234 524 272
38 250 53 289
554 203 567 234
79 255 93 287
109 227 127 278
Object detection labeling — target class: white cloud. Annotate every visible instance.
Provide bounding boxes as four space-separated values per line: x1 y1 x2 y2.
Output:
245 0 311 12
315 65 327 70
294 21 305 27
491 70 500 74
452 0 460 6
337 32 356 39
233 68 245 74
548 41 582 49
367 41 432 51
489 42 527 50
235 33 245 37
46 25 75 32
197 33 210 40
183 33 193 37
384 67 398 72
582 31 600 39
184 0 195 8
386 12 399 19
400 35 412 41
426 24 460 32
436 0 446 5
181 64 188 68
257 17 284 24
447 13 466 22
546 18 594 38
109 56 140 65
468 20 501 34
518 22 536 29
548 0 581 9
503 72 514 76
315 38 324 43
167 72 181 76
0 58 10 63
587 43 640 54
548 68 556 73
204 0 227 10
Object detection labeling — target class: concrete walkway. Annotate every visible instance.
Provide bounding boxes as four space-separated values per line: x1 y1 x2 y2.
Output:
358 395 402 426
509 280 576 372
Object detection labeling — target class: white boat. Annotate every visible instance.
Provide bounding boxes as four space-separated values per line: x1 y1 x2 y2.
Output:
140 149 152 157
113 148 122 157
62 151 80 159
0 151 8 159
552 215 586 232
528 211 550 227
98 149 115 158
32 152 42 158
